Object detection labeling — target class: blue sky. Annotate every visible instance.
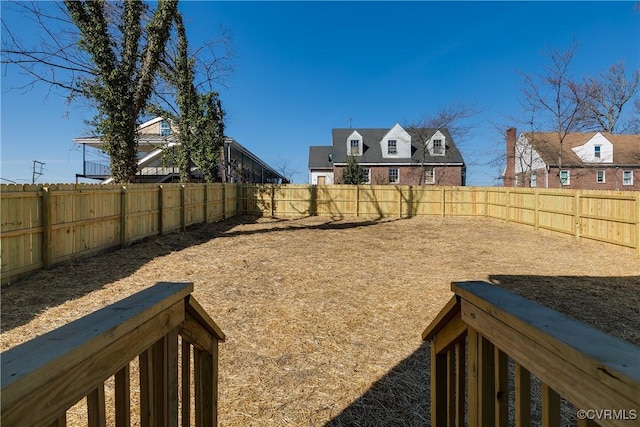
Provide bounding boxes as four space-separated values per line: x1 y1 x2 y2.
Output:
2 1 639 185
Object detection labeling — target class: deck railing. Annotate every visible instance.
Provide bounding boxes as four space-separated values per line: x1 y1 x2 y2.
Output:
1 282 225 426
423 281 640 427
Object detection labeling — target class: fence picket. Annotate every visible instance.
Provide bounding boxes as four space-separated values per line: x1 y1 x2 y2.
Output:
1 184 637 284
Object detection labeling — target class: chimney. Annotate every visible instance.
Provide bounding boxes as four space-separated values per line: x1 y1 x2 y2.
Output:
504 127 516 187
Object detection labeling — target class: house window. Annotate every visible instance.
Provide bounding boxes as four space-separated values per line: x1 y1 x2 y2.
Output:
623 170 633 186
530 173 537 187
425 168 435 184
389 168 399 184
160 120 171 136
388 140 397 155
559 170 570 186
350 140 360 155
433 139 444 155
362 168 370 184
596 170 605 183
594 145 601 158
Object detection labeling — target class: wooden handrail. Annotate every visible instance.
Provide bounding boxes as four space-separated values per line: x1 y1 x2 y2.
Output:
1 282 225 426
423 281 640 427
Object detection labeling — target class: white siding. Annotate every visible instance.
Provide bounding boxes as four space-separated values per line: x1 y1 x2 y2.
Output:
515 135 546 174
427 130 447 156
380 124 412 158
572 132 613 163
346 130 363 156
310 171 334 184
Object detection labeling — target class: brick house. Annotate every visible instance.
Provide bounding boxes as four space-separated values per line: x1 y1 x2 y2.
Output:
309 124 466 185
503 128 640 190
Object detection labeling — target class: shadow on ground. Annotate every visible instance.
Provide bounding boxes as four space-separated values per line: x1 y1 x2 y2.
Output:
1 216 252 332
489 275 640 345
325 275 640 426
214 215 402 239
1 215 394 333
325 340 431 427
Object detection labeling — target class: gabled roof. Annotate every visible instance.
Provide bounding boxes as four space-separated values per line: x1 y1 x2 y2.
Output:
308 146 333 169
331 127 465 165
74 116 176 151
524 132 640 166
138 116 165 130
74 116 288 183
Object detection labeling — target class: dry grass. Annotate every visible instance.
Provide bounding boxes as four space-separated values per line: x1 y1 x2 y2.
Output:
2 215 639 426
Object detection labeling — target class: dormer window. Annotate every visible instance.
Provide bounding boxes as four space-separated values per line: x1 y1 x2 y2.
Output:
594 145 601 158
350 140 360 155
388 140 397 155
346 131 363 156
433 139 444 155
160 120 171 137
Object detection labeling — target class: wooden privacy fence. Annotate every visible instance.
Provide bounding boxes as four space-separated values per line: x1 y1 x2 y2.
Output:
2 184 638 284
239 185 640 255
423 281 640 427
1 183 238 284
1 281 225 426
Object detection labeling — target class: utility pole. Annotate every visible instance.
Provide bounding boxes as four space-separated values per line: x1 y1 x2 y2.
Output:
32 160 45 184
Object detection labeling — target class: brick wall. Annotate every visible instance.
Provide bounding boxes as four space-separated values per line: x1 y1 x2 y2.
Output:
504 128 517 186
517 167 640 190
333 165 464 186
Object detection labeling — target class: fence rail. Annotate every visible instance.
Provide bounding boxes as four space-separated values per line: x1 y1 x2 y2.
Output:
0 281 225 426
2 184 638 284
238 185 639 254
1 183 238 284
423 281 640 427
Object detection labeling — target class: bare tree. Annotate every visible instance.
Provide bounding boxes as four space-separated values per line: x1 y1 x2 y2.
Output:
578 62 640 133
273 157 300 183
519 41 586 177
2 0 178 183
629 97 640 134
514 43 640 188
404 102 477 184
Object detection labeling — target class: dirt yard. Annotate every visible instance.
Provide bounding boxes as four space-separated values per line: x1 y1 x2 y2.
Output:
2 215 639 426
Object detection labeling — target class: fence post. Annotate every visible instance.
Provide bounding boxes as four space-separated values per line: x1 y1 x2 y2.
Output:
574 190 581 242
42 187 52 269
203 184 208 224
398 186 402 218
534 189 539 231
181 185 186 232
636 193 640 257
355 185 360 217
441 187 446 218
484 188 488 218
504 188 511 224
271 185 275 217
120 186 128 248
222 184 227 219
158 185 164 236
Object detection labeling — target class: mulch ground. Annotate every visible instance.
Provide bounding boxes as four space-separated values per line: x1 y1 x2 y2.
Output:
2 215 639 426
